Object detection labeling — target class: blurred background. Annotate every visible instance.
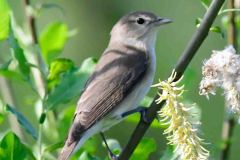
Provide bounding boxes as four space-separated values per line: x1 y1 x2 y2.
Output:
1 0 240 159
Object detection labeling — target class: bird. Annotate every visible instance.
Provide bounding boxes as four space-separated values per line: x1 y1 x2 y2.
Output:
58 11 171 160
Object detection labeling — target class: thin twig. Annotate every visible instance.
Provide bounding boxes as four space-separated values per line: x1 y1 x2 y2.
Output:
24 0 38 44
38 123 43 160
219 8 240 15
118 0 226 159
221 117 235 160
227 0 238 49
23 1 46 160
220 0 237 159
23 0 46 97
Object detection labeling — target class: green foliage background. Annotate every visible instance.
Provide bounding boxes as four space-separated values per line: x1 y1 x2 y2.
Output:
0 0 240 160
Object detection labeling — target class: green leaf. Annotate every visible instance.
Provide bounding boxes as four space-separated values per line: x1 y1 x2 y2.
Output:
0 132 36 160
43 141 64 153
130 137 156 160
221 15 229 29
0 70 23 81
201 0 211 9
0 113 4 124
236 15 240 29
210 26 225 38
47 58 75 92
196 19 224 38
41 3 65 15
160 146 178 160
40 3 65 15
0 60 23 81
0 101 5 125
44 57 97 110
0 0 10 41
78 151 99 160
102 139 121 155
80 57 97 73
0 59 12 70
6 104 38 140
8 24 30 80
219 8 240 15
39 112 46 124
0 59 23 81
40 22 68 64
195 18 202 28
48 58 74 80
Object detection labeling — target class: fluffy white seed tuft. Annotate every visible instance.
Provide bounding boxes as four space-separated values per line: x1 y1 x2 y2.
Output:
199 45 240 116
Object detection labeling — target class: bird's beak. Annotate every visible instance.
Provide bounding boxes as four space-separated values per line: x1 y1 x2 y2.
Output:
154 17 172 26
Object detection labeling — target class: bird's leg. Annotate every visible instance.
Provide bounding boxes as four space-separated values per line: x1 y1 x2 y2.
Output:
100 132 118 160
121 106 151 124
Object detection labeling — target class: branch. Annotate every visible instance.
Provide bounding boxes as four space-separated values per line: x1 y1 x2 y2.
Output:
221 118 235 160
220 0 237 159
24 0 46 98
227 0 238 50
118 0 226 159
23 1 46 160
24 0 38 44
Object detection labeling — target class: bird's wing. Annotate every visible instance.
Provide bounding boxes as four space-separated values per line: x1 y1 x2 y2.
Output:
58 46 149 160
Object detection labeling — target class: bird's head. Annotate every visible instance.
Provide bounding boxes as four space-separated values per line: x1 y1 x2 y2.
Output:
110 11 172 47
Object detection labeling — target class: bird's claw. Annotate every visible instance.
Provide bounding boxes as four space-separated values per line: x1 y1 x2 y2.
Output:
109 153 119 160
139 108 151 124
121 106 151 124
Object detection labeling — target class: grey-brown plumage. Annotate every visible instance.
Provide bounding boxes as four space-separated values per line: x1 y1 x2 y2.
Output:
59 45 148 160
59 11 171 160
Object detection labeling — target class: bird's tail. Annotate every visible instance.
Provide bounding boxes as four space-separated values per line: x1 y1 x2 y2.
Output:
58 116 100 159
58 140 78 160
58 120 85 160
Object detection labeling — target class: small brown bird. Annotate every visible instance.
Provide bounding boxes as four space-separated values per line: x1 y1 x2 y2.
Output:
58 11 171 160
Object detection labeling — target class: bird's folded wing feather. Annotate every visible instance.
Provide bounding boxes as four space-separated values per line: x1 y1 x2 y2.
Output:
59 46 149 160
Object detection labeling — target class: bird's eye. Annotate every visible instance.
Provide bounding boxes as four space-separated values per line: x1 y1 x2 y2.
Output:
136 18 145 24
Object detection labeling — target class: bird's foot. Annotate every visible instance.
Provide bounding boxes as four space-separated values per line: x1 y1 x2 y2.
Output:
108 153 119 160
121 106 151 124
100 132 119 160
